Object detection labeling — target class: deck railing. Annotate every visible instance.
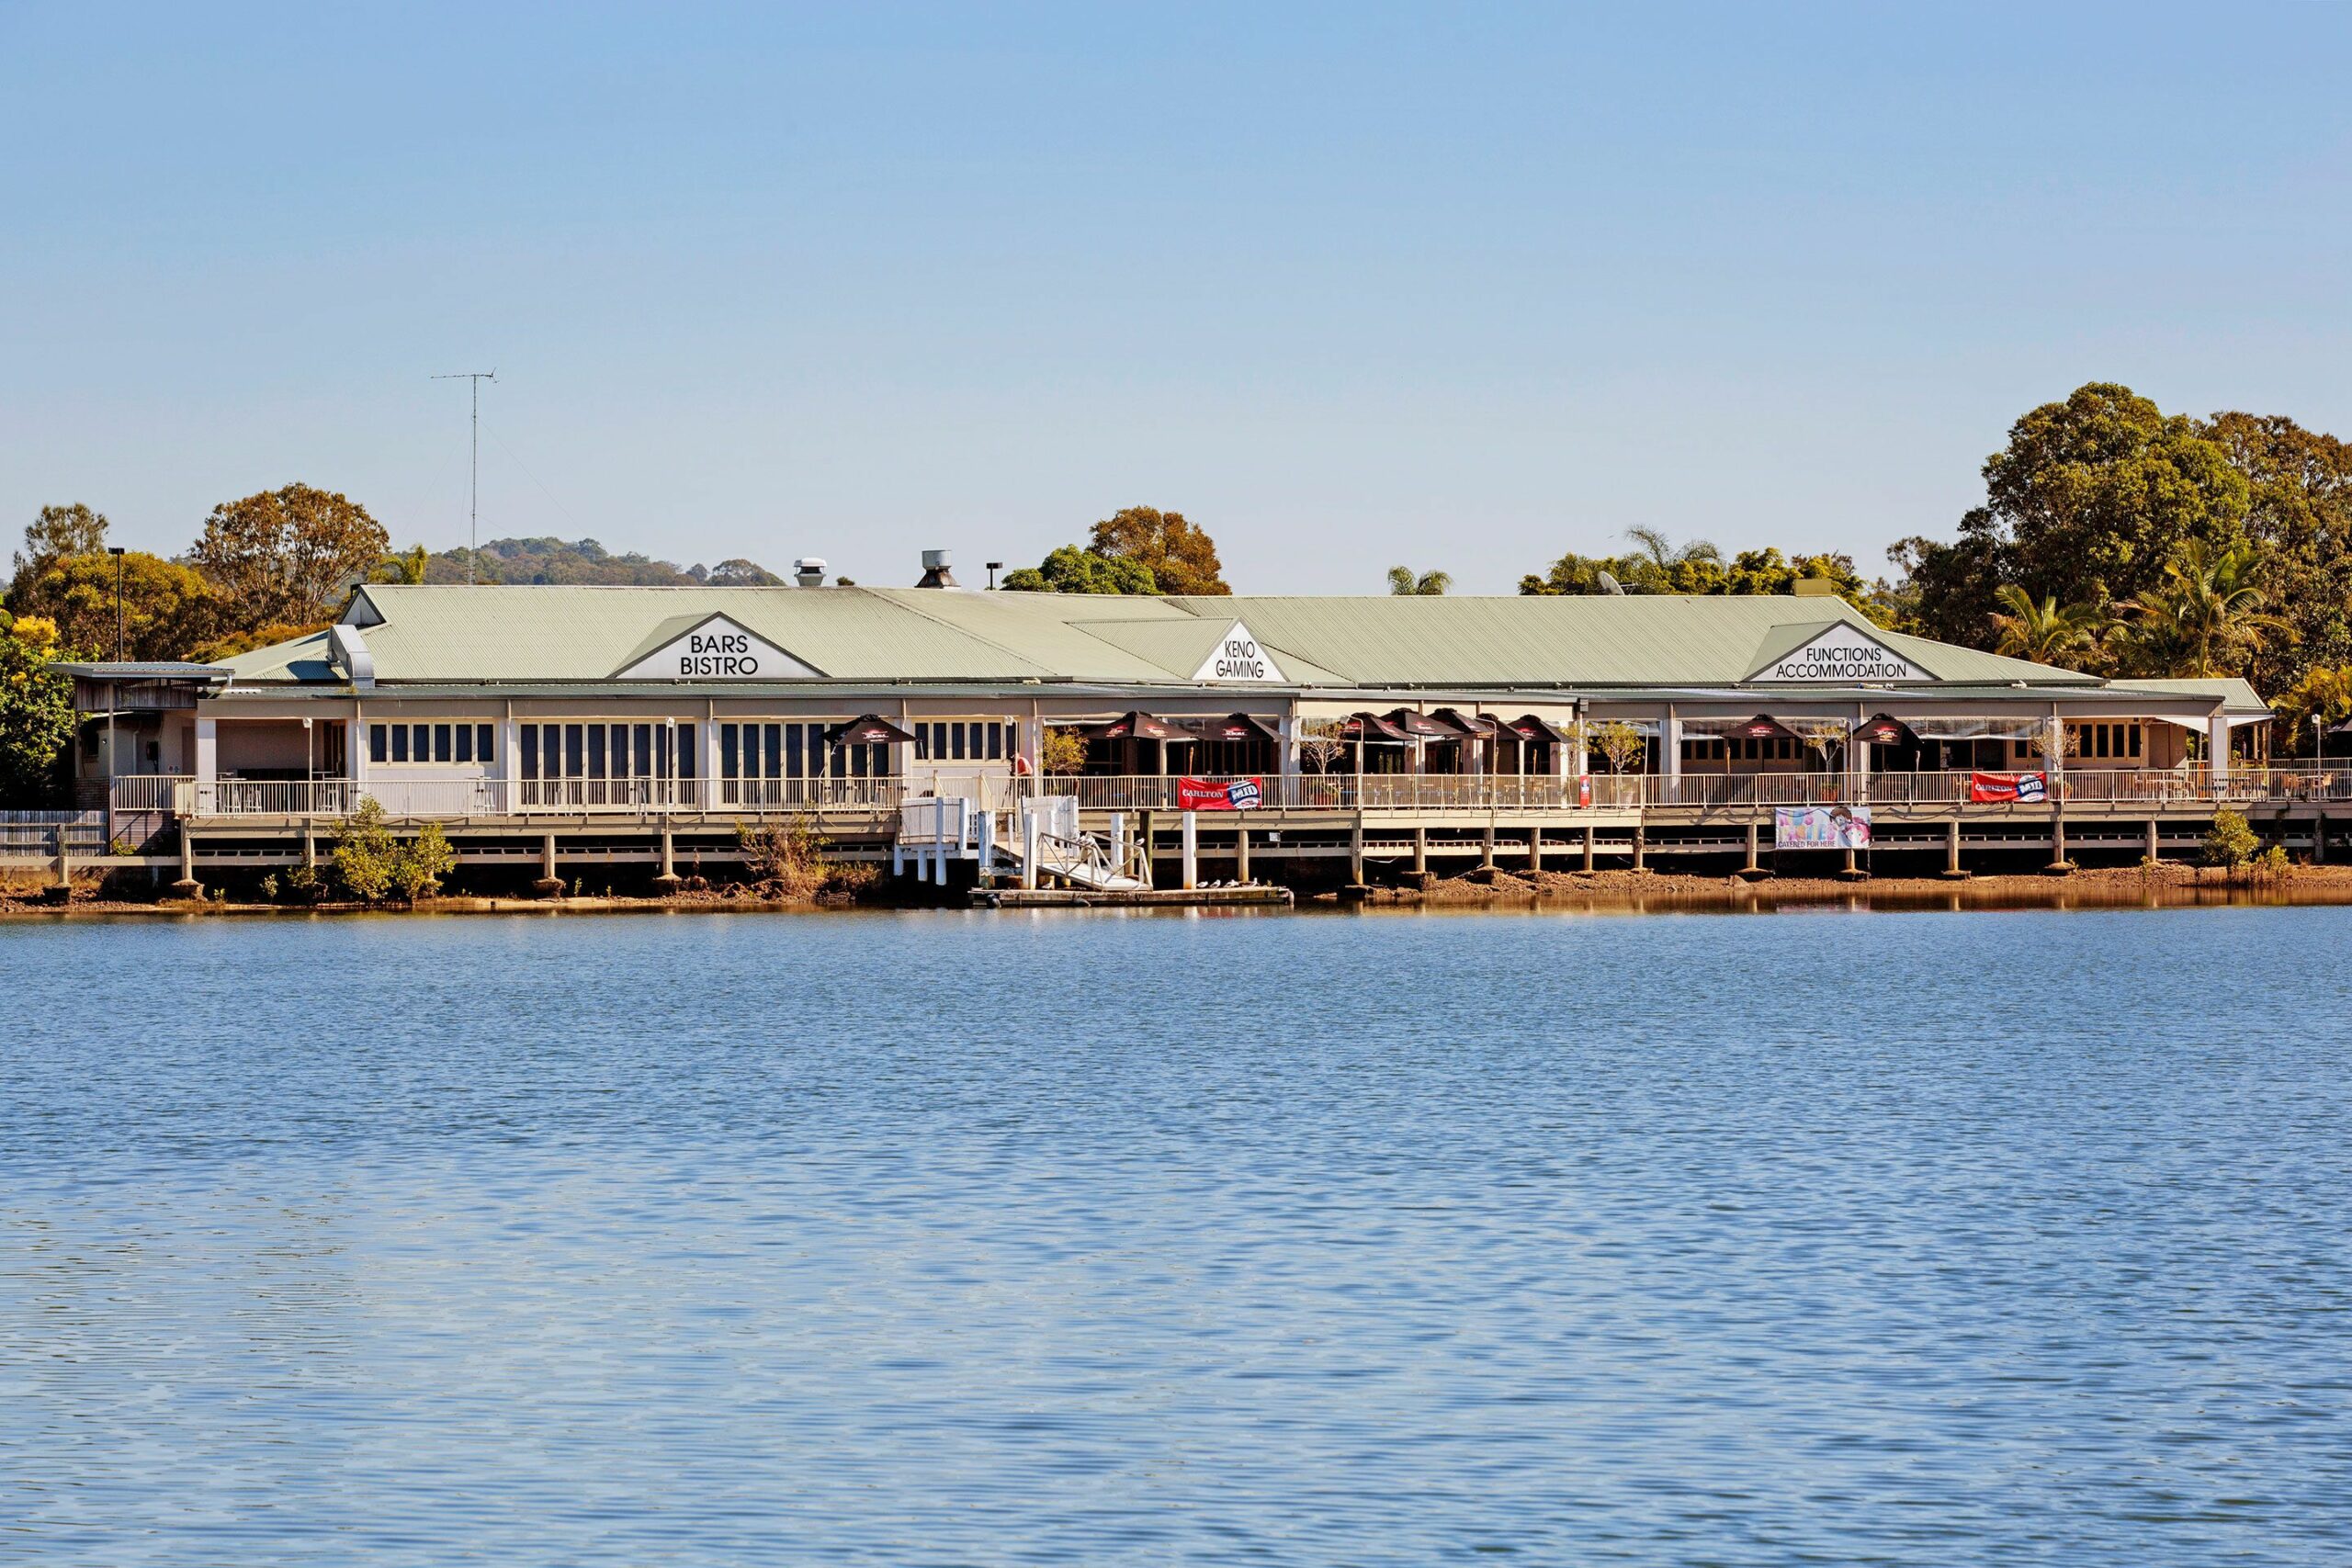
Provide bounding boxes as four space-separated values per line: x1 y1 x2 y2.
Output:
147 765 2352 821
176 775 905 819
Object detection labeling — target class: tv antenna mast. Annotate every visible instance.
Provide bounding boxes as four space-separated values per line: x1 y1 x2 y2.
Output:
432 369 497 583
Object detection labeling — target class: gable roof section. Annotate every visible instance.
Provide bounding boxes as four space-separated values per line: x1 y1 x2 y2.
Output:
1068 616 1341 685
1745 619 1938 682
213 585 2111 692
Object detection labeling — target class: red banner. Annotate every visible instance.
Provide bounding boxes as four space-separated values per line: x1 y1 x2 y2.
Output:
1177 776 1263 811
1969 771 2048 804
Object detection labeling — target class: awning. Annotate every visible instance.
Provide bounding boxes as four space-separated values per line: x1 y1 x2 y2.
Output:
1338 711 1415 743
1852 713 1918 748
1722 713 1799 742
1427 707 1498 739
827 714 918 745
1080 711 1196 742
1180 712 1284 744
1382 707 1459 739
1493 713 1576 744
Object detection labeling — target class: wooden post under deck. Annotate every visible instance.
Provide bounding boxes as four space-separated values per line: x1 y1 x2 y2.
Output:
1235 825 1250 884
1350 816 1366 884
1527 824 1543 874
1583 823 1595 872
1412 826 1427 875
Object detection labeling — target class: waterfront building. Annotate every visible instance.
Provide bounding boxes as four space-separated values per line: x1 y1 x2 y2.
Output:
60 559 2293 886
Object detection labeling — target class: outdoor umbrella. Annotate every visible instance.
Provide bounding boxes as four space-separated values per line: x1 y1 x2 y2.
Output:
825 715 919 745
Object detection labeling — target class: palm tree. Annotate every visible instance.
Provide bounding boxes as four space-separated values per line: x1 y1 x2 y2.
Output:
1623 526 1722 571
1385 566 1452 596
1987 584 2110 667
2119 540 2292 678
372 544 432 585
2275 664 2352 757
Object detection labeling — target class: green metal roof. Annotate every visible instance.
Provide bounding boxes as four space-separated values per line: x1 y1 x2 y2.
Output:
212 584 2164 696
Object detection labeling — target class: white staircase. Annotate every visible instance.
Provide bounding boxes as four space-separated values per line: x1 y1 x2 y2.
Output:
992 795 1150 892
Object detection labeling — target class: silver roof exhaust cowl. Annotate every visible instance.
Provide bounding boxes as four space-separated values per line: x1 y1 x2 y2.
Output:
916 548 957 589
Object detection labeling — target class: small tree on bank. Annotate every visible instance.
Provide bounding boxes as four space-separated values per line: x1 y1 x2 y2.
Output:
1589 720 1648 775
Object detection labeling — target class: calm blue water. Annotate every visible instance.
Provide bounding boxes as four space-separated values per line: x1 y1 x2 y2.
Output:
2 906 2348 1566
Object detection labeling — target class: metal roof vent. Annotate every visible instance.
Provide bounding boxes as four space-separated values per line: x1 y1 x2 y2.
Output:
916 548 957 589
794 557 827 588
328 624 376 690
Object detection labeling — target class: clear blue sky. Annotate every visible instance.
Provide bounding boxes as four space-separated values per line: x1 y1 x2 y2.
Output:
5 4 2348 592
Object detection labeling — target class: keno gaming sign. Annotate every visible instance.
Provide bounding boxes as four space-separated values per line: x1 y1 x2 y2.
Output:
614 615 821 681
1190 622 1286 683
1752 621 1930 683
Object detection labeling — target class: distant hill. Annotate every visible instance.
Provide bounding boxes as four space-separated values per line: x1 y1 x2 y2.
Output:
424 537 784 587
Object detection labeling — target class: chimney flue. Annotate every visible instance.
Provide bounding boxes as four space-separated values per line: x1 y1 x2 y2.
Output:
916 548 957 589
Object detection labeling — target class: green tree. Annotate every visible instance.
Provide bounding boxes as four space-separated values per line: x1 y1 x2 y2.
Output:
0 610 77 807
1521 533 1865 600
2199 412 2352 701
12 503 109 584
6 550 220 660
371 544 432 585
1386 566 1452 595
2202 807 2260 868
191 483 389 631
1088 506 1229 594
330 797 400 902
1002 545 1159 594
2273 664 2352 756
391 821 457 901
693 558 786 586
1987 584 2111 668
1897 383 2252 647
2116 539 2292 678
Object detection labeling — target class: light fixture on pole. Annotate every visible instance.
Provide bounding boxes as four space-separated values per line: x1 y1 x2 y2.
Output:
432 370 497 583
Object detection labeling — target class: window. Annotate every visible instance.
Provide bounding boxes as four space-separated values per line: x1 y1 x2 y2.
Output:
457 725 473 763
390 725 410 762
370 725 389 764
914 719 1012 762
433 723 452 762
520 724 539 779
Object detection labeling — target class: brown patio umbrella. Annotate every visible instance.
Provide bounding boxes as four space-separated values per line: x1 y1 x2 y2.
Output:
1851 713 1918 748
825 715 919 745
1079 711 1197 743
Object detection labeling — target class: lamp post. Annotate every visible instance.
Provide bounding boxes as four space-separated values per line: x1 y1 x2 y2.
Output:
105 546 126 839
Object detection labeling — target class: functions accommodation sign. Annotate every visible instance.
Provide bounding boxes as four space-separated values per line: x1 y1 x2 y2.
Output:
1750 621 1930 683
1774 806 1872 850
1177 776 1262 810
614 614 820 681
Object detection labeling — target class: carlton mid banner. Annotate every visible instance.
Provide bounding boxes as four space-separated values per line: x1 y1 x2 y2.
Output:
1774 806 1872 851
1177 776 1263 811
1969 771 2048 804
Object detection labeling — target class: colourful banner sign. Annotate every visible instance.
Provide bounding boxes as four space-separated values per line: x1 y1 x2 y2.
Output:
1774 806 1872 851
1969 771 2048 804
1177 776 1263 811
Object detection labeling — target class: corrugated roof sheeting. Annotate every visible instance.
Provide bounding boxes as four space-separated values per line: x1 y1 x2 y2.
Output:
1161 595 1831 686
212 585 2153 695
305 586 1064 683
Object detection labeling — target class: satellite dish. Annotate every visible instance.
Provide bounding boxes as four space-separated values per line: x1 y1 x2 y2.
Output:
1596 570 1623 595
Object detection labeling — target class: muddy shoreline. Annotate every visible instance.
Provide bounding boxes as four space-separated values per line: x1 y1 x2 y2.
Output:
6 860 2350 919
